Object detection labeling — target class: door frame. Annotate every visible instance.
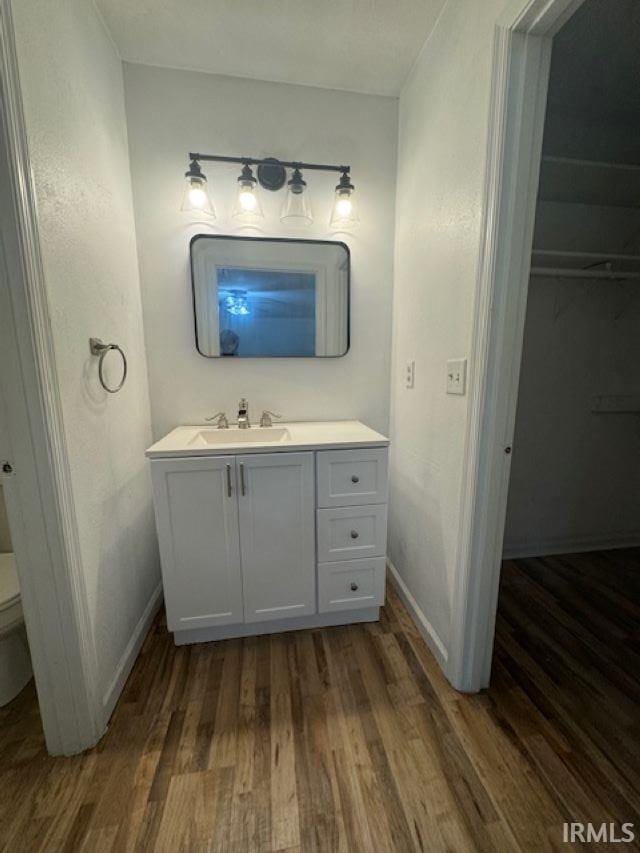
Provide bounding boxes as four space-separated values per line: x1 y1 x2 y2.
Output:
447 0 585 692
0 0 103 753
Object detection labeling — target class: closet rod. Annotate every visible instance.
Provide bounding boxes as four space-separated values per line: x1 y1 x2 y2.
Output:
530 267 640 281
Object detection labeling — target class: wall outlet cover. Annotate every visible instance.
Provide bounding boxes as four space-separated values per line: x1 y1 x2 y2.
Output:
446 358 467 395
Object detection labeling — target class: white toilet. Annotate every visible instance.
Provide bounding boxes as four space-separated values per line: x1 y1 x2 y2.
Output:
0 553 32 706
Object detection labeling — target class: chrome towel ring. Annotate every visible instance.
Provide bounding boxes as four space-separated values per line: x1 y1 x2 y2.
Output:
89 337 128 394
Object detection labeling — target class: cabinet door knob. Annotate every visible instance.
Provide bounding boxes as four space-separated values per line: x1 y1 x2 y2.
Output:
351 474 359 483
350 530 359 539
350 582 359 591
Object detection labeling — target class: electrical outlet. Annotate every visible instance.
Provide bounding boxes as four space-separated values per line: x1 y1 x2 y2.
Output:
405 360 415 389
446 358 467 395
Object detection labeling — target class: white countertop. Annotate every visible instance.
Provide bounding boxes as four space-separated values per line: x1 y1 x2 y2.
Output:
146 420 389 459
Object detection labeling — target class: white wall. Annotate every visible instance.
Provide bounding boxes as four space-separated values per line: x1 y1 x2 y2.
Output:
504 275 640 556
122 64 397 439
0 487 10 552
13 0 160 710
388 0 510 654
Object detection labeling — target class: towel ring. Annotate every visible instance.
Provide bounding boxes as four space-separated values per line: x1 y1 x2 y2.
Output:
89 338 128 394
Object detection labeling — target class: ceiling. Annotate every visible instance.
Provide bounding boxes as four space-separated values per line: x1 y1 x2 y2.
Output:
94 0 447 97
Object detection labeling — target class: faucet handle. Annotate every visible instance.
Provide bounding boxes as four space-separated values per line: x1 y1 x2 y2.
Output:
260 410 282 428
205 412 229 429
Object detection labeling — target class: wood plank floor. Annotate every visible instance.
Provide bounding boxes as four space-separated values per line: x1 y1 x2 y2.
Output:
0 550 638 852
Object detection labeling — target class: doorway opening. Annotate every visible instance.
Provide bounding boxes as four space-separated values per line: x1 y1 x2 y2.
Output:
493 0 640 813
451 1 639 817
0 482 34 704
450 0 639 694
0 474 44 748
0 0 102 754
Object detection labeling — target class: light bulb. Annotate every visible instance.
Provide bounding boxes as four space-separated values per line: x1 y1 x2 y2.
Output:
181 165 215 217
330 171 358 229
188 182 208 209
239 188 258 211
232 164 264 221
335 196 352 218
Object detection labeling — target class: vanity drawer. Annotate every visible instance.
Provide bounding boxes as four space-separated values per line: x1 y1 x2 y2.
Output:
318 557 386 612
317 504 387 562
316 447 388 507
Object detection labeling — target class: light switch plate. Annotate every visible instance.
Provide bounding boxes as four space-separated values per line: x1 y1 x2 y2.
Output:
405 360 415 389
446 358 467 395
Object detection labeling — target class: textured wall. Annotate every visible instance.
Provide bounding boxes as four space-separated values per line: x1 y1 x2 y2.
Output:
0 487 10 553
389 0 510 653
123 64 398 439
13 0 160 705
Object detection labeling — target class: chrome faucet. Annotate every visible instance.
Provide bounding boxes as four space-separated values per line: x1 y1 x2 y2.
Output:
237 398 250 428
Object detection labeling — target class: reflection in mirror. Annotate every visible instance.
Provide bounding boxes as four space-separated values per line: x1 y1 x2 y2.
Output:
191 236 349 358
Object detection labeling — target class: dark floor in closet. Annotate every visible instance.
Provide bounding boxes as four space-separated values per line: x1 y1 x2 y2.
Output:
494 547 640 841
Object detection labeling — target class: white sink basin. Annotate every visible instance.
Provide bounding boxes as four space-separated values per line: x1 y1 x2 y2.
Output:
146 421 389 458
189 427 291 447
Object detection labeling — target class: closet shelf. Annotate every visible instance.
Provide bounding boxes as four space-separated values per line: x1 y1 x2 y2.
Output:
538 155 640 209
592 395 640 414
532 249 640 264
530 267 640 281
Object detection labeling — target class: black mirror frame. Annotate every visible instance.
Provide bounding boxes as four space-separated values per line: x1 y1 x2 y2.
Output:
189 234 351 359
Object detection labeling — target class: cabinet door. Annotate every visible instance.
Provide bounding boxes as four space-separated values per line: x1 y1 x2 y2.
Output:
237 452 316 623
151 456 242 631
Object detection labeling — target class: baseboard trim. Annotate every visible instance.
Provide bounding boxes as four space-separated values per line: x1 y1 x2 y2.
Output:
102 582 163 721
503 533 640 560
386 559 448 669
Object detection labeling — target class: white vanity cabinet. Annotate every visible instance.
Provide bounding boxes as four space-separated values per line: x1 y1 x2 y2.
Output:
150 456 243 631
147 421 389 644
237 452 315 623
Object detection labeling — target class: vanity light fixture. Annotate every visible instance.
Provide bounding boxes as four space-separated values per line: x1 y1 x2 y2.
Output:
181 153 356 228
232 164 264 222
181 159 215 217
224 290 250 316
281 167 313 225
330 170 359 228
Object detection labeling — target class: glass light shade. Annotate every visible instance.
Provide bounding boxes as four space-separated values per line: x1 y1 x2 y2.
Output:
181 175 215 217
232 181 264 222
330 187 359 228
281 184 313 225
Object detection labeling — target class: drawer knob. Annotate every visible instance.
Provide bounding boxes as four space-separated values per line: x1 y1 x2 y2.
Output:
351 474 360 483
350 582 359 591
350 530 359 539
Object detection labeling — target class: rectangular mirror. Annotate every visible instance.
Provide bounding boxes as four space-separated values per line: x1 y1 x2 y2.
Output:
191 235 350 357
